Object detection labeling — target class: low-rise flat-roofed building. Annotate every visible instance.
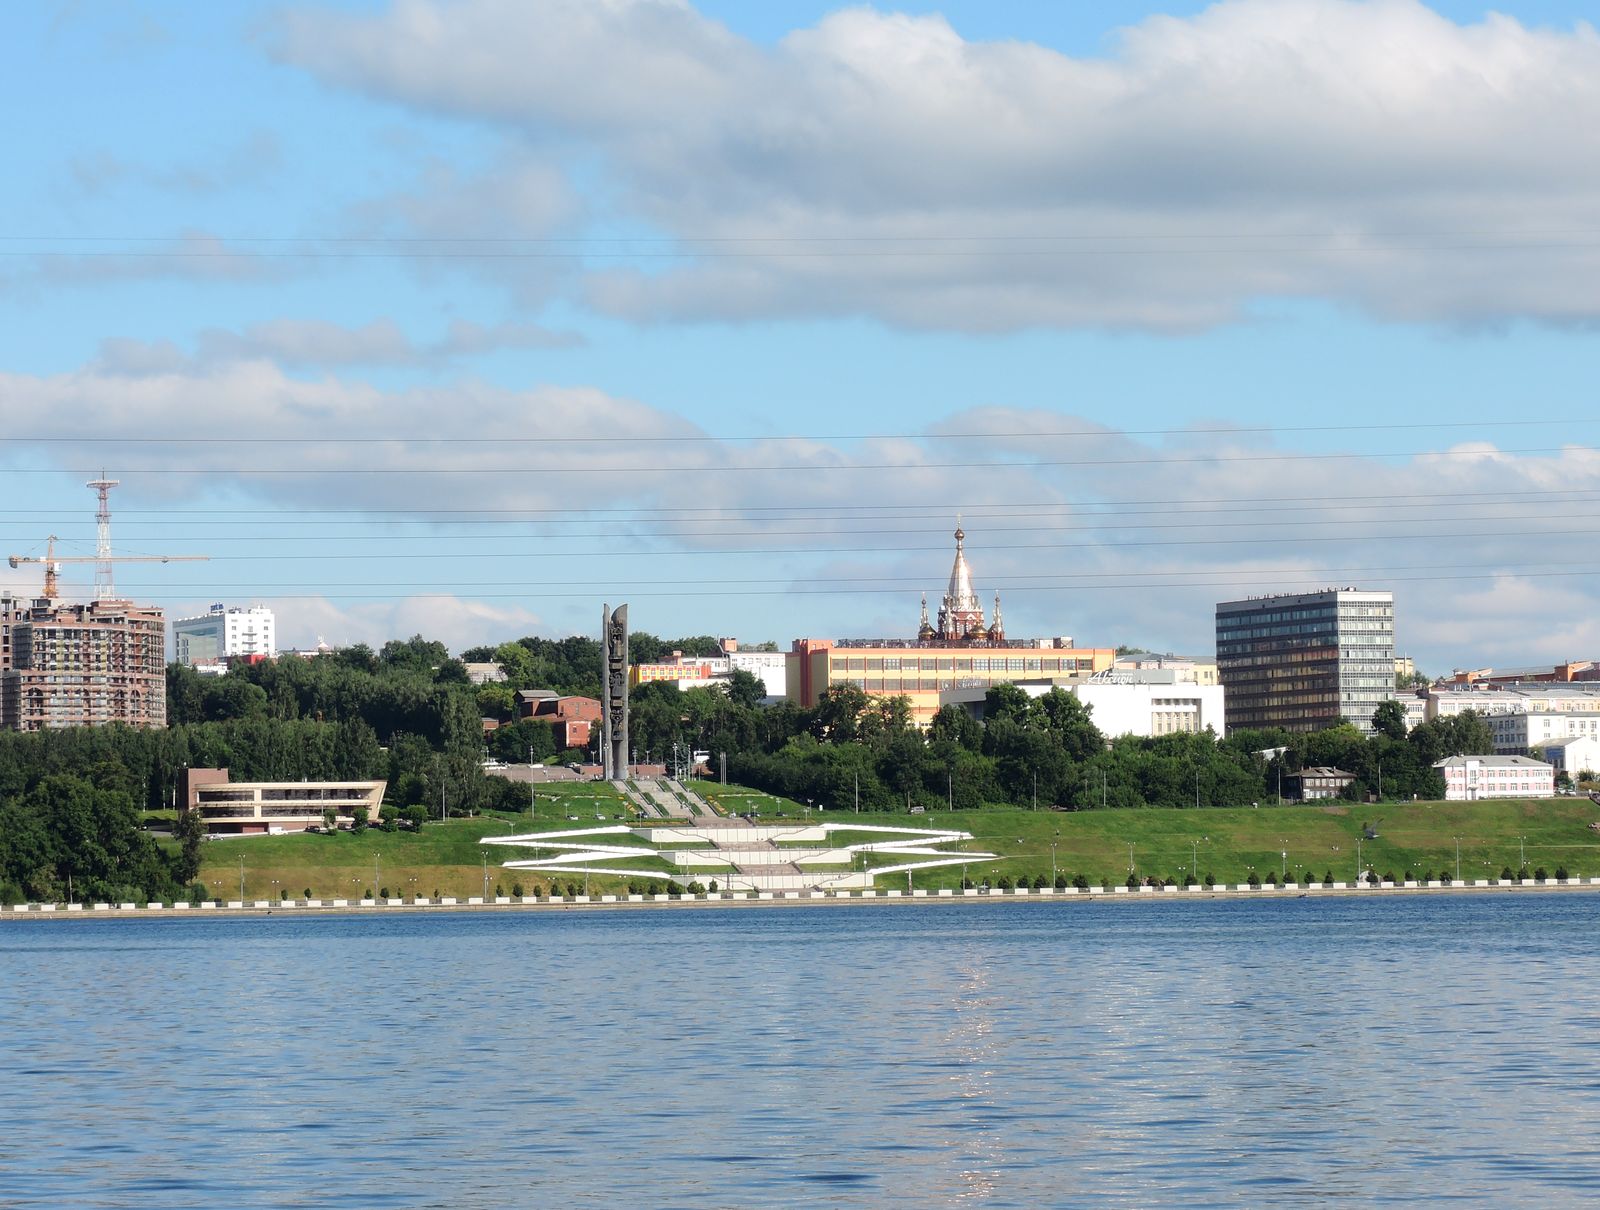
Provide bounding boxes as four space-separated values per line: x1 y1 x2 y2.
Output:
941 671 1224 738
180 767 386 835
1435 755 1554 801
1 596 166 731
1114 652 1220 686
1539 736 1600 779
788 525 1113 726
516 690 601 751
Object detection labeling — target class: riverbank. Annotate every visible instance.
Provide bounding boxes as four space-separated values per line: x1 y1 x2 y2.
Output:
186 795 1600 901
8 875 1600 920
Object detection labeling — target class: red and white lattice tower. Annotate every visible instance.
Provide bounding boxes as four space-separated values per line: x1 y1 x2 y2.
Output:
86 474 120 600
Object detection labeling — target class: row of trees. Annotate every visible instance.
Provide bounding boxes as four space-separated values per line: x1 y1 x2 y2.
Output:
0 628 1501 901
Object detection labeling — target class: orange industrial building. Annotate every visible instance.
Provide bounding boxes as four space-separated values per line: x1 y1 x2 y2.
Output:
785 525 1114 725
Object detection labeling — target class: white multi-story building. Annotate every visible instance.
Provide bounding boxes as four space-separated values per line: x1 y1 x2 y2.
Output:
172 604 276 664
1428 685 1600 754
941 671 1225 739
1435 755 1554 801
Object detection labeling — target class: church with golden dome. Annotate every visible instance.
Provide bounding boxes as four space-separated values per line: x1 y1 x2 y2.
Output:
786 524 1114 725
919 522 1004 644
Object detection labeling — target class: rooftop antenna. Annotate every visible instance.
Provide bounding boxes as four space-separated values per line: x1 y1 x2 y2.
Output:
87 473 120 600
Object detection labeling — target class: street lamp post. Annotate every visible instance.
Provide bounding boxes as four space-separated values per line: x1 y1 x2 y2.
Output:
1519 835 1526 870
1128 843 1135 877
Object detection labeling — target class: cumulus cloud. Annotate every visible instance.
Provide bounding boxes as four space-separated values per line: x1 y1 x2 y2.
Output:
5 354 1600 665
90 316 582 373
261 594 545 654
269 0 1600 331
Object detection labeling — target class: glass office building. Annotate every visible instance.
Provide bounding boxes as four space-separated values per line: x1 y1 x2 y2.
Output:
1215 589 1395 735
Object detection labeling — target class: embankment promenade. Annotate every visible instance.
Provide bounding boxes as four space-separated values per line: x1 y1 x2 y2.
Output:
5 876 1600 920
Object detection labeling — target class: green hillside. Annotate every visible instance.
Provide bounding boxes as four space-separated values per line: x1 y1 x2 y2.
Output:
195 781 1600 899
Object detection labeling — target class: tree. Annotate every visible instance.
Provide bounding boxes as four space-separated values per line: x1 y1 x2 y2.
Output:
173 805 205 884
1371 699 1408 742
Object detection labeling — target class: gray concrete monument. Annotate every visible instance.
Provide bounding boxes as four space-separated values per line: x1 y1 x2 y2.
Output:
601 603 629 778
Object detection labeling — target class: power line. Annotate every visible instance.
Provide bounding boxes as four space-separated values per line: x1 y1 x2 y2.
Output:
3 417 1594 445
1 485 1595 516
74 567 1600 602
18 508 1600 546
12 525 1593 562
0 444 1590 475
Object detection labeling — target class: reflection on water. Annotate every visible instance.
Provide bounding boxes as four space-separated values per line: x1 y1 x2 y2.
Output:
4 896 1600 1206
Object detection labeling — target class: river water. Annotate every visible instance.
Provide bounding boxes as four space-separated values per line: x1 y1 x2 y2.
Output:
3 895 1600 1207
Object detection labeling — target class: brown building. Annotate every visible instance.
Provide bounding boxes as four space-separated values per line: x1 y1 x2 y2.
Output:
0 595 166 731
516 689 602 751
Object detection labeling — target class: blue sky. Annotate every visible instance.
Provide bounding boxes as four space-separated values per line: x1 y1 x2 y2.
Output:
4 0 1600 672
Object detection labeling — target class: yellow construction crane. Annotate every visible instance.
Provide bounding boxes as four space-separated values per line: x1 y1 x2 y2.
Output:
8 534 209 601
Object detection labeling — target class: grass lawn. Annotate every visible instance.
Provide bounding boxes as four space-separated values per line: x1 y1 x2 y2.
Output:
194 781 1600 898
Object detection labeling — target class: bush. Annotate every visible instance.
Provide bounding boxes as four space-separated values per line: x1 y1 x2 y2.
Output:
1323 870 1333 887
1182 872 1195 887
1534 867 1549 882
1247 873 1261 888
1125 873 1140 890
1054 872 1068 890
1555 866 1570 882
512 882 524 897
379 886 390 898
1518 866 1531 882
1073 873 1090 891
303 887 313 899
1032 874 1047 890
1204 872 1215 888
1502 866 1515 881
1264 872 1277 887
687 881 706 895
997 875 1013 891
350 807 369 834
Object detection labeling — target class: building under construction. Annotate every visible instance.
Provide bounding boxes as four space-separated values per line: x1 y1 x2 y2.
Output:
0 596 167 731
2 477 204 732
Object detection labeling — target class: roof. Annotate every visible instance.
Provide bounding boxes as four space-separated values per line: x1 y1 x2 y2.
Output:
945 525 979 611
1433 755 1553 770
1296 766 1354 779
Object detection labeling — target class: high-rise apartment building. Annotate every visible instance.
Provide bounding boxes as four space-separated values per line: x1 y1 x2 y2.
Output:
1215 588 1394 735
0 595 167 731
171 604 276 664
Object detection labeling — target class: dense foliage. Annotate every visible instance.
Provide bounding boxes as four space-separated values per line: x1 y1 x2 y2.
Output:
0 629 1495 901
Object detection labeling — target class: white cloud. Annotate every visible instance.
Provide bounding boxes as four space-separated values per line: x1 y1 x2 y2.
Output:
91 316 583 373
5 356 1600 667
264 594 545 654
271 0 1600 331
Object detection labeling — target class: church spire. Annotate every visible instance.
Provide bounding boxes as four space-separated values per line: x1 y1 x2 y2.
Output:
935 518 985 640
